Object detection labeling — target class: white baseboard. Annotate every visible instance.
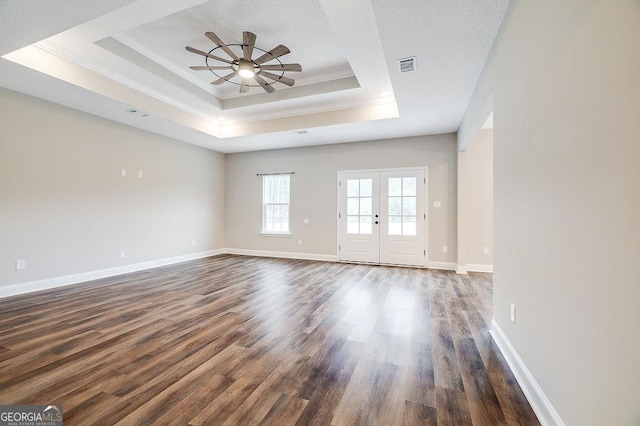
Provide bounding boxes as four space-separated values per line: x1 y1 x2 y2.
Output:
0 249 225 299
466 263 494 273
427 261 457 271
1 250 478 299
456 264 493 274
226 248 337 263
490 320 564 426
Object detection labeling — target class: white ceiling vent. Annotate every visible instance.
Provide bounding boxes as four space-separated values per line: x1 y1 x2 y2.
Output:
398 57 416 73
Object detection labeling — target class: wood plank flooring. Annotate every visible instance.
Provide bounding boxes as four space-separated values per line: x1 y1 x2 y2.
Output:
0 255 539 425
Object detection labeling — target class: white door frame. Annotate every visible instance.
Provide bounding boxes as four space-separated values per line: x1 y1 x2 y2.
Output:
337 167 428 266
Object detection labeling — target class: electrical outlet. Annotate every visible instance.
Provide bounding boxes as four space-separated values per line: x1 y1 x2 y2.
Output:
120 250 126 259
121 169 127 177
434 201 441 208
192 240 196 246
483 247 490 255
16 259 26 270
510 303 516 323
298 239 302 245
138 170 144 178
442 246 448 253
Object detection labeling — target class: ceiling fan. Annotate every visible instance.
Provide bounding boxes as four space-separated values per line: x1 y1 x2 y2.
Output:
186 30 302 94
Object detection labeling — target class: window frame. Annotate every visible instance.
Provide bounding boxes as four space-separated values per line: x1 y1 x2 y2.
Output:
261 174 292 236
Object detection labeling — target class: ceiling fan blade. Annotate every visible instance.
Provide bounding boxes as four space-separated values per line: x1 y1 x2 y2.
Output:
205 31 239 61
239 78 250 93
185 46 234 64
243 31 256 61
253 74 275 93
260 63 302 72
254 45 290 65
260 71 295 87
211 71 238 85
189 65 233 71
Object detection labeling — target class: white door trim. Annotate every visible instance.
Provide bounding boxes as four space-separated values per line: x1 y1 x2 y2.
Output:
337 167 428 267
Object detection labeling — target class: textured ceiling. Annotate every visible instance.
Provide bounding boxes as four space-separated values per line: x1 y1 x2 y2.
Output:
0 0 509 153
0 0 135 56
372 0 509 132
118 0 351 99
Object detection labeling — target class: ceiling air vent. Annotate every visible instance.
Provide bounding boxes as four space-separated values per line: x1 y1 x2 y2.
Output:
398 57 416 73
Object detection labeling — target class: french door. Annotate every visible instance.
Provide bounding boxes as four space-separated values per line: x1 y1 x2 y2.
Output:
338 169 426 266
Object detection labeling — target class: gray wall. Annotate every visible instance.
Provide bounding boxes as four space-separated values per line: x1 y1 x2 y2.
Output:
461 0 640 424
0 89 226 287
1 89 460 290
457 129 493 268
225 135 458 264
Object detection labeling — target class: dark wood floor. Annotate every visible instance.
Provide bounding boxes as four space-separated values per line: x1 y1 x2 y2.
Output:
0 255 539 425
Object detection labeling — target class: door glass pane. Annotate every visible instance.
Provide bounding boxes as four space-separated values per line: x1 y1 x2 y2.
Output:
387 175 420 237
388 197 401 215
345 177 376 236
403 177 416 196
360 179 372 197
403 216 416 236
347 198 359 215
389 216 402 235
347 216 359 234
360 198 372 215
388 178 402 196
403 197 416 216
347 180 359 197
360 216 372 234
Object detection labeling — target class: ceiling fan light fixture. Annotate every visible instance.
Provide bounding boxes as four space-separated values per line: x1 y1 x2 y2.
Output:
186 30 302 94
237 59 255 78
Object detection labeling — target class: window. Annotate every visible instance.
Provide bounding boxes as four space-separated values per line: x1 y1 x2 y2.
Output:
262 174 290 234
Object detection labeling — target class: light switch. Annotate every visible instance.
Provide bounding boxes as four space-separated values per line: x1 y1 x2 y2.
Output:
121 169 127 177
434 201 441 208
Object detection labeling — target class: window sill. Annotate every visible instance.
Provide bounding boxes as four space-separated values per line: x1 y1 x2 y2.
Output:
259 232 293 237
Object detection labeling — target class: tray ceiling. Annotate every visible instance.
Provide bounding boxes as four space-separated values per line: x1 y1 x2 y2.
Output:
0 0 509 153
